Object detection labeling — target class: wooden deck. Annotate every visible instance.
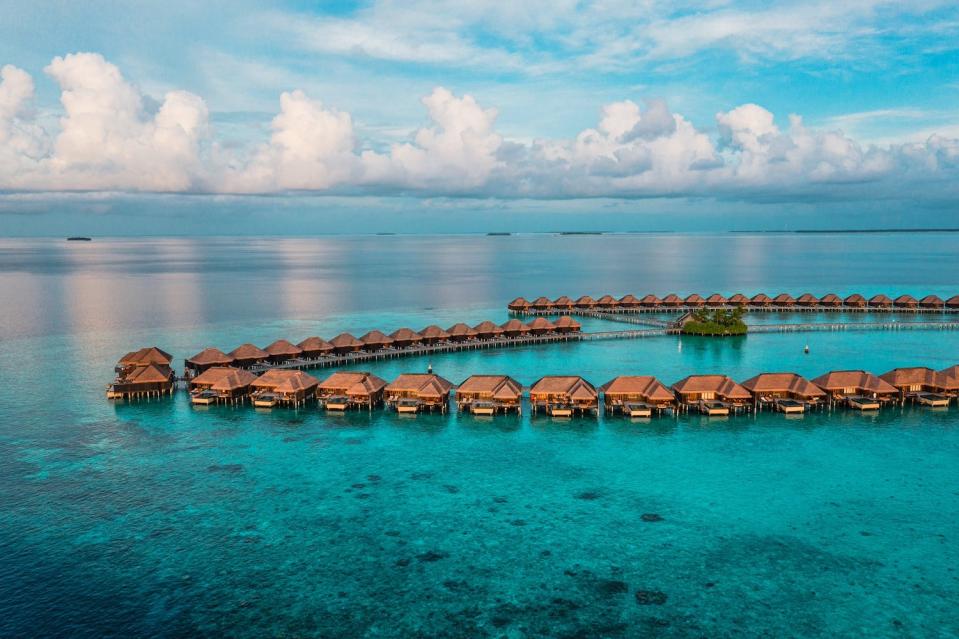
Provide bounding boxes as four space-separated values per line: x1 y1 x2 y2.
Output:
516 305 959 316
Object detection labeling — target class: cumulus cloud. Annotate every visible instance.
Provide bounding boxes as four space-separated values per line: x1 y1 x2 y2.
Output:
0 52 958 204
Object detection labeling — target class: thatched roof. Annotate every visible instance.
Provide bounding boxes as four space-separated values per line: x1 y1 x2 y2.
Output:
811 370 897 394
575 295 597 306
750 293 771 304
596 295 617 306
894 294 918 305
186 347 233 367
526 317 556 331
457 375 522 400
263 339 303 358
297 336 334 353
773 293 796 304
640 294 663 305
619 294 641 306
599 376 674 401
869 294 893 306
530 376 597 399
389 328 423 343
191 366 257 391
740 373 826 398
844 293 866 305
946 295 959 308
229 343 269 361
447 323 478 338
473 320 504 336
728 293 749 305
419 325 451 340
508 297 531 309
880 367 959 391
359 330 394 347
920 294 944 307
124 363 173 384
685 293 705 305
671 375 751 400
705 293 727 305
531 296 553 308
552 316 581 330
797 293 819 305
940 365 959 381
500 319 531 333
329 333 363 349
553 296 574 307
318 371 387 395
820 293 842 304
118 346 173 367
662 294 683 305
386 373 453 396
251 369 319 393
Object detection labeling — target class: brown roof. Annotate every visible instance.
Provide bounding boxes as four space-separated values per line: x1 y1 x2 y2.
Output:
229 343 269 360
685 293 705 304
251 369 319 393
869 294 893 305
389 328 423 343
671 375 751 400
599 376 674 401
192 367 257 391
119 346 173 367
500 319 531 333
186 347 234 367
619 294 641 306
530 376 597 398
508 297 530 309
263 339 303 358
940 365 959 381
447 323 478 338
575 295 597 306
820 293 841 304
797 293 819 304
811 370 898 394
844 293 866 304
124 363 173 384
531 296 553 307
526 317 556 330
473 320 504 336
740 373 826 398
359 330 394 347
920 295 944 306
419 325 451 340
318 371 387 395
297 336 334 353
894 295 918 305
750 294 771 303
662 294 683 305
552 316 581 330
640 294 663 305
457 375 522 400
773 293 796 304
553 296 574 307
946 295 959 308
386 373 453 395
329 333 363 349
706 293 727 304
596 295 617 305
728 293 749 304
880 367 959 391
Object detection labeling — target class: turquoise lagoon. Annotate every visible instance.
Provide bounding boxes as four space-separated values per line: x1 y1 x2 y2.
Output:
2 233 959 637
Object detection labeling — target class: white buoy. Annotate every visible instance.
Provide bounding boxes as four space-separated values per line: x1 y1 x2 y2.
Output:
804 344 810 354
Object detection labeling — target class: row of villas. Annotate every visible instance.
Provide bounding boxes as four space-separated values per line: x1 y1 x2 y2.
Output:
108 348 959 416
180 318 582 375
509 293 959 312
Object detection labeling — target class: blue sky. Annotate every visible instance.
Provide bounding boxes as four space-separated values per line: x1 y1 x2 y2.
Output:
0 0 957 232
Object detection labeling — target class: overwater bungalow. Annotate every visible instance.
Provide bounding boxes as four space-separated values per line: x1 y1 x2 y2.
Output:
705 293 727 307
500 319 532 337
508 297 531 312
919 294 945 310
298 336 334 359
575 295 597 309
446 323 478 342
640 294 663 308
894 295 919 310
116 346 173 374
685 293 706 308
531 296 553 311
811 370 898 410
188 366 257 405
184 347 234 375
749 294 772 308
869 294 893 309
263 339 303 363
385 373 453 413
473 320 505 340
529 376 598 416
728 293 749 307
228 343 270 369
316 371 387 410
940 365 959 383
419 325 451 344
553 295 575 311
740 372 826 413
329 333 364 354
600 376 674 417
249 370 320 407
389 328 423 348
773 293 796 307
671 375 751 415
456 375 523 414
526 317 556 335
359 330 394 351
797 293 819 307
619 294 641 308
879 367 959 406
107 362 176 399
844 293 867 309
552 316 582 334
820 293 842 308
595 294 618 308
662 294 684 308
946 295 959 309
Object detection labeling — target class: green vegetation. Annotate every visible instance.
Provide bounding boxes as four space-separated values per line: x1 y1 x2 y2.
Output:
680 307 748 336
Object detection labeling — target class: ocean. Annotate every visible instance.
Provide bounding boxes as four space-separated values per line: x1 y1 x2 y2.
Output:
1 233 958 637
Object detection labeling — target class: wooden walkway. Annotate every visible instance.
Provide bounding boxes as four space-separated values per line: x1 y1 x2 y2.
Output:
747 321 959 333
574 310 672 327
517 306 959 316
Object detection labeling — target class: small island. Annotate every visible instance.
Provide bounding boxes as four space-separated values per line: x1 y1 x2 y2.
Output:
679 308 748 336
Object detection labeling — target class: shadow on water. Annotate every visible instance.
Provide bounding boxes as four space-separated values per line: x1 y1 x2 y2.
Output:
457 413 523 434
603 416 678 438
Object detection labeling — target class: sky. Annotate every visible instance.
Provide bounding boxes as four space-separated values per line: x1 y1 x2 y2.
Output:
0 0 958 234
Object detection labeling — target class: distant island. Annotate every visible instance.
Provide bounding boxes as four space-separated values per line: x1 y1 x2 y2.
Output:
67 237 92 241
